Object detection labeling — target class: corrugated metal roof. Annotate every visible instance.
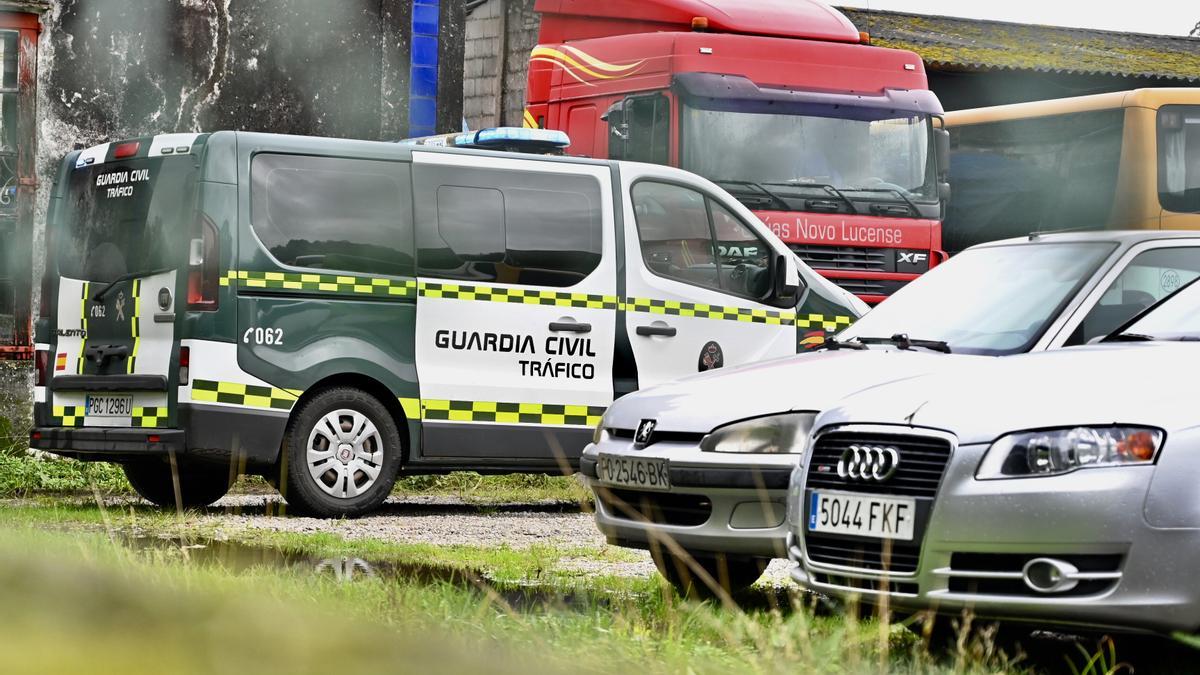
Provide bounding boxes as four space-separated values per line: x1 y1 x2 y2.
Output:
838 8 1200 83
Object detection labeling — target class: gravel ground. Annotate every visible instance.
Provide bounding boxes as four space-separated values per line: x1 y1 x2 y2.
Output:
195 494 797 584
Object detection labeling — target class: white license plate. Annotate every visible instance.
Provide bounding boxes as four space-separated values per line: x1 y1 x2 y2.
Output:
85 395 133 418
597 454 670 491
807 491 916 541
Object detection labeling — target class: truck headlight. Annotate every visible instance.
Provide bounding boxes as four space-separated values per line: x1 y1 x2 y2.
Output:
976 426 1163 479
699 412 816 454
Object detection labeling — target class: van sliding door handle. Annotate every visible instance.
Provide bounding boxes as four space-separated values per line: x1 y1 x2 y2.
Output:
636 325 677 337
549 321 592 334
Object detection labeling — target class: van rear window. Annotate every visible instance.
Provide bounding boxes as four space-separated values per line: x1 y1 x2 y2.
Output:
250 154 414 277
58 156 198 283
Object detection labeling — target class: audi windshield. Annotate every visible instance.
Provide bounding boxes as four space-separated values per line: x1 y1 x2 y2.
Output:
836 241 1116 355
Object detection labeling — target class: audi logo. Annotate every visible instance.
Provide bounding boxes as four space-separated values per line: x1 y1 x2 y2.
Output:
837 445 901 482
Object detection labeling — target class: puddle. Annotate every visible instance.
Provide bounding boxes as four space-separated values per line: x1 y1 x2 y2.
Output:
117 534 636 613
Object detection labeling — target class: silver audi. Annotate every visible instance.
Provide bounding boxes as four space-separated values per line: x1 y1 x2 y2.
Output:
788 276 1200 633
583 231 1200 595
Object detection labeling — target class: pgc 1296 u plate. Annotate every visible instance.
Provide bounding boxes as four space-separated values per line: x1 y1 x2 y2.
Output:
85 394 134 418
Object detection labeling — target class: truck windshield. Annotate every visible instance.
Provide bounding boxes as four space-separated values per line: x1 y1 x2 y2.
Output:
837 241 1116 355
681 105 936 205
57 156 198 284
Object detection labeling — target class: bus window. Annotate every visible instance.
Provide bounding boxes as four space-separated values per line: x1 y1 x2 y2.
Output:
1158 105 1200 214
1067 246 1200 345
945 109 1123 252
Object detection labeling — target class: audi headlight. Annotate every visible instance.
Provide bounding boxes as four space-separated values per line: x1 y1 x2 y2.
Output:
976 426 1163 479
699 412 816 454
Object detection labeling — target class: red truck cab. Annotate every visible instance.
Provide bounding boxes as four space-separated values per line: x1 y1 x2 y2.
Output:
525 0 950 303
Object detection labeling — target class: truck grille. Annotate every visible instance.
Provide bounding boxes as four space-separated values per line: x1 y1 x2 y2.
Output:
802 430 954 574
790 245 887 272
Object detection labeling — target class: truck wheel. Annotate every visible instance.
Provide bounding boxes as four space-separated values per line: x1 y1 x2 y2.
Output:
652 548 767 599
123 460 233 509
281 387 402 518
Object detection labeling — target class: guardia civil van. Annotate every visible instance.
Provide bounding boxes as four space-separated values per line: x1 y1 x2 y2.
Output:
31 130 862 517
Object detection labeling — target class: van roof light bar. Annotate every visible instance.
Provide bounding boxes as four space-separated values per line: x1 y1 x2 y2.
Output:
397 127 571 154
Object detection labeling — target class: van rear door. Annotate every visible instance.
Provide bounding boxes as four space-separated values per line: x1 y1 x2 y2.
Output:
48 136 199 430
412 151 618 467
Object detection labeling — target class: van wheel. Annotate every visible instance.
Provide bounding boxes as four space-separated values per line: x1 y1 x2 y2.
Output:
281 387 402 518
123 460 233 509
652 548 767 599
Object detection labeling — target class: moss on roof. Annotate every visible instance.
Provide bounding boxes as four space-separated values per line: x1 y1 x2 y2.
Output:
839 8 1200 82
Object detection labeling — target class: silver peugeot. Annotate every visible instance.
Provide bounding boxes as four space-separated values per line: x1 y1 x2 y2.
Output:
787 277 1200 633
583 231 1200 596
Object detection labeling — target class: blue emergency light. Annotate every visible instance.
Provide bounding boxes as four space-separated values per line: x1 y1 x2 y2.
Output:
398 127 570 154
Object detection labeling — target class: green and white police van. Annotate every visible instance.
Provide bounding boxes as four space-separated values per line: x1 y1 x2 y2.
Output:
31 130 863 517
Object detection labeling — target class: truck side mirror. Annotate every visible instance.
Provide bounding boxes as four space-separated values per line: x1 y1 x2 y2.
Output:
602 99 629 142
934 128 950 181
773 253 800 305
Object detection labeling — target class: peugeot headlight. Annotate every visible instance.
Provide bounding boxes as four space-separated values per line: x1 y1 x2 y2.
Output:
699 412 816 454
976 426 1163 479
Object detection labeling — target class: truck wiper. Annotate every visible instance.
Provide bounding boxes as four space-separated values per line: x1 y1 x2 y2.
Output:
856 333 951 353
91 267 175 302
763 182 859 215
847 187 922 217
712 179 791 211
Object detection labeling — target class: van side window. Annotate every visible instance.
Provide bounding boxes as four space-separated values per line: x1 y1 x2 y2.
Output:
1066 247 1200 345
250 154 413 276
632 181 772 299
415 165 602 287
709 200 772 299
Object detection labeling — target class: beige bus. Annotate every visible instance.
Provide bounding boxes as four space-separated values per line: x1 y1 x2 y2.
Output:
943 88 1200 253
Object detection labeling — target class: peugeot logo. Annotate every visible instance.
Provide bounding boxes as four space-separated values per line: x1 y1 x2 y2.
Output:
634 419 657 448
837 444 900 482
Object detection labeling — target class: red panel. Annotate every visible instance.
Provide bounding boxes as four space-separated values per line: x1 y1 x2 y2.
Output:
757 211 939 251
536 0 860 43
0 12 41 32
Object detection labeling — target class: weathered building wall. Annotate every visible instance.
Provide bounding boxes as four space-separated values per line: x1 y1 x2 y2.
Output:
1 0 467 439
462 0 534 129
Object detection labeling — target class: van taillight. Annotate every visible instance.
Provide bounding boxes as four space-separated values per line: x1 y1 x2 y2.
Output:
35 350 49 387
188 216 219 310
179 346 190 385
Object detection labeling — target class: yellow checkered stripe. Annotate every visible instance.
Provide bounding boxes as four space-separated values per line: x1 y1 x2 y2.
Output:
52 406 85 428
623 296 794 325
191 379 302 411
222 270 852 328
796 313 855 332
132 406 167 428
419 281 619 309
221 270 417 298
421 399 605 427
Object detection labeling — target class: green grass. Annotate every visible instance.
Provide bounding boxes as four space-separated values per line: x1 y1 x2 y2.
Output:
0 434 589 503
0 521 1020 674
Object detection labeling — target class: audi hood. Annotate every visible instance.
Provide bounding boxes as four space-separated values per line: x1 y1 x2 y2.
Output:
815 342 1200 446
602 349 974 434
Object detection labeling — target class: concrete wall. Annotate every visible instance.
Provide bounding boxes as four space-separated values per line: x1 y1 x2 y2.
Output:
1 0 468 438
462 0 535 130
